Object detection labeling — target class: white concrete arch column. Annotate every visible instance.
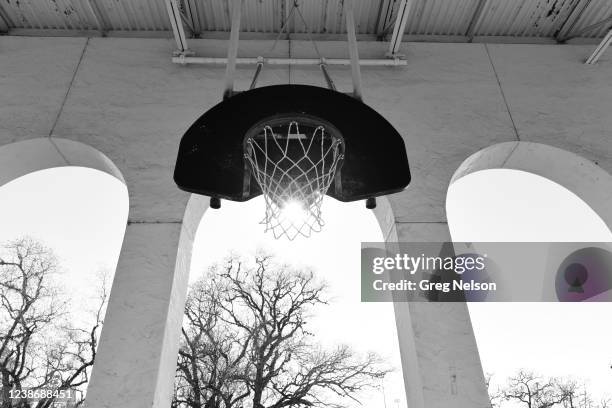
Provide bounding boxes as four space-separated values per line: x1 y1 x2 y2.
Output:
0 136 190 408
385 141 612 408
364 197 490 408
88 193 211 408
389 223 490 408
0 137 149 408
85 201 200 408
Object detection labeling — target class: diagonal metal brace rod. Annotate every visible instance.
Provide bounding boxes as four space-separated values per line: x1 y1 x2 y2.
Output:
319 61 337 91
344 0 363 100
165 0 190 53
387 0 413 57
586 27 612 64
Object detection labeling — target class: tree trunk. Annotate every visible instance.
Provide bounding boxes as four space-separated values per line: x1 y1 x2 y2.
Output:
1 371 11 408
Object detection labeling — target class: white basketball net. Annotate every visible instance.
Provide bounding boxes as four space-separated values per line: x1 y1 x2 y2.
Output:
245 121 344 240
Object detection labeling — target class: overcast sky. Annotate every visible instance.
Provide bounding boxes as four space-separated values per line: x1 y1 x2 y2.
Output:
0 167 128 326
0 166 610 406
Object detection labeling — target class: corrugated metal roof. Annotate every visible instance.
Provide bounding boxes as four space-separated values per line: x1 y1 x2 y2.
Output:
403 0 480 36
0 0 170 31
569 0 612 38
470 0 580 37
1 0 611 41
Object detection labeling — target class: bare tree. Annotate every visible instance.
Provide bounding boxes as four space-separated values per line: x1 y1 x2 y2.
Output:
502 371 567 408
174 274 251 408
174 255 391 408
487 373 502 408
558 381 611 408
557 379 587 408
493 371 610 408
0 238 109 408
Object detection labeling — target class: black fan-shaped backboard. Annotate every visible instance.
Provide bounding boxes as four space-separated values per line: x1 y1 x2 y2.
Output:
174 85 410 202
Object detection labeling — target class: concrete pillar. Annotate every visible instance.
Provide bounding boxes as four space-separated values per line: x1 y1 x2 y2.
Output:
86 195 207 408
85 222 187 408
393 223 490 408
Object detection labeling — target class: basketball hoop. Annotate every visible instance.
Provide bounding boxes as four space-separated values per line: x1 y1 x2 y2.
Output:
174 85 411 241
244 116 344 240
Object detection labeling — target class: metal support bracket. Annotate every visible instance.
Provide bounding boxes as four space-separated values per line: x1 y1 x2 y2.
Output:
169 0 408 72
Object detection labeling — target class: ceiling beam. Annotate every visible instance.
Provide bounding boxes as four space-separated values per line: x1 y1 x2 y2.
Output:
164 0 190 53
387 0 414 58
465 0 488 42
585 27 612 64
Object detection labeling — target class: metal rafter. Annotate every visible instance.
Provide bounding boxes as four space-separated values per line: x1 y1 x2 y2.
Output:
0 2 12 33
387 0 414 58
85 0 109 35
562 15 612 42
555 0 593 42
183 0 202 37
164 0 190 53
465 0 488 42
374 0 393 39
586 27 612 64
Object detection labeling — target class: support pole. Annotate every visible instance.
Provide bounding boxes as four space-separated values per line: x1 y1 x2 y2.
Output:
224 0 243 99
164 0 189 53
586 28 612 64
344 0 364 100
387 0 413 57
